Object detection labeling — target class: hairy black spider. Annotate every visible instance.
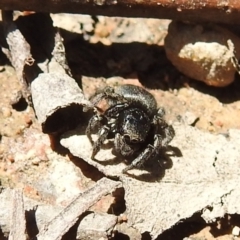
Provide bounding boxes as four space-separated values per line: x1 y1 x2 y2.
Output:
86 84 175 173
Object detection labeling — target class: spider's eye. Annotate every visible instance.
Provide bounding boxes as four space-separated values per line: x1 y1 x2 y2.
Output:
123 134 131 143
123 134 139 144
131 139 138 144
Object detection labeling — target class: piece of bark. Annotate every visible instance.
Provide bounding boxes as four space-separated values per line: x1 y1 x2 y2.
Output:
37 177 122 240
1 11 33 103
61 123 240 239
8 189 27 240
51 31 72 76
1 0 240 24
31 72 91 134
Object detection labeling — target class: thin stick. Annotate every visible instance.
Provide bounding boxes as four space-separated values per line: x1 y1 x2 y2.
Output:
37 177 122 240
9 189 27 240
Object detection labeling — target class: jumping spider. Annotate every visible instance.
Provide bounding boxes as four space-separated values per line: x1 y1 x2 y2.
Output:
86 84 175 173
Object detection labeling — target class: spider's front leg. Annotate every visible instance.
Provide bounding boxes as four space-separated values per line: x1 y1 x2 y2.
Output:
105 103 129 118
122 134 163 173
153 108 175 146
122 109 175 173
161 124 175 147
91 86 127 112
91 125 111 159
90 86 115 106
86 114 103 144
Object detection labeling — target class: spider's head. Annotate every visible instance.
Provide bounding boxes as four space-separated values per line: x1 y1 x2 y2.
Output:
118 108 151 144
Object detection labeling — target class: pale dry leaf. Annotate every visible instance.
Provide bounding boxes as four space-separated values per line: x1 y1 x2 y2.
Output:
61 125 240 239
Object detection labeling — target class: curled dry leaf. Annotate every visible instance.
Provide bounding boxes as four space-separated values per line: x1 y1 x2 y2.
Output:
31 72 92 134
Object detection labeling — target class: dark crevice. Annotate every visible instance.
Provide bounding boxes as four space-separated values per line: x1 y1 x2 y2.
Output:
70 155 105 182
142 231 151 240
11 96 28 111
62 213 89 240
108 187 126 216
42 104 87 134
58 27 240 104
0 227 7 240
155 212 240 240
114 232 130 240
210 214 238 237
25 207 38 239
156 212 206 240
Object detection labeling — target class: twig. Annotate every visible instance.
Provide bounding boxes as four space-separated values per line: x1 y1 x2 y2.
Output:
1 10 33 103
31 72 92 134
37 177 122 240
9 189 27 240
0 188 119 239
52 30 72 76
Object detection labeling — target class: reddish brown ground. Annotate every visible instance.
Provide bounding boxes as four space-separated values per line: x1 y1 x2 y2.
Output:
0 13 240 239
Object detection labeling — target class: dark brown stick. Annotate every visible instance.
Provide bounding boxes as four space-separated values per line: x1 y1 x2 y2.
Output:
1 0 240 24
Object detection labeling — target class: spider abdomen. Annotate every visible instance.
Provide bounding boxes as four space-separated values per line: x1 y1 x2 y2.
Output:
115 84 157 117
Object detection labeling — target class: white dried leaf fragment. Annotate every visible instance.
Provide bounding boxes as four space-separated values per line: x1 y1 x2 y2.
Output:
61 124 240 239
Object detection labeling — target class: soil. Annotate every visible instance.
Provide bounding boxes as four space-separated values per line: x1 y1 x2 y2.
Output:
1 12 240 239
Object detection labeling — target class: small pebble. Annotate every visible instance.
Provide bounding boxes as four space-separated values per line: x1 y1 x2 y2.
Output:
208 125 216 133
95 24 110 38
26 149 36 160
24 115 33 126
0 66 5 72
101 38 112 46
7 155 14 163
173 89 178 96
232 226 240 236
1 107 12 118
10 90 22 106
183 111 198 125
32 157 41 165
118 214 128 223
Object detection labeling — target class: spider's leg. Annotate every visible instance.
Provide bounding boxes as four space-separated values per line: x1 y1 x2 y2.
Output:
162 124 175 147
156 107 166 118
153 108 175 146
114 133 123 154
105 103 129 118
90 86 114 106
86 114 103 144
92 125 110 159
122 111 175 173
91 86 126 107
122 134 162 173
